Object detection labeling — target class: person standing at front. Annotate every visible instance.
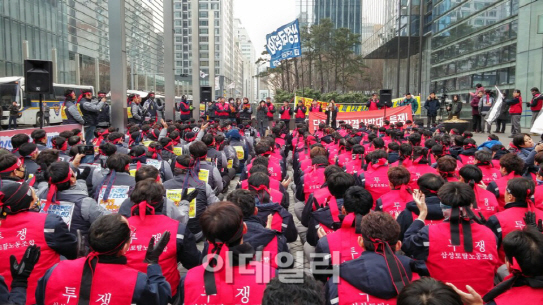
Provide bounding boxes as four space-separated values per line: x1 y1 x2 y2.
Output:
528 87 543 126
424 92 440 127
507 89 522 137
8 101 18 130
471 91 483 133
256 101 269 137
79 89 105 144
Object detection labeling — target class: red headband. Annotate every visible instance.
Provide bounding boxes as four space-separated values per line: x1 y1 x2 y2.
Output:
45 169 73 211
0 159 22 173
130 200 155 221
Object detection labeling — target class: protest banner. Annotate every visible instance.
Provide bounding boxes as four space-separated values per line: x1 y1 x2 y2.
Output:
266 19 302 68
295 96 421 114
97 185 130 213
307 105 413 133
40 201 75 229
166 188 196 218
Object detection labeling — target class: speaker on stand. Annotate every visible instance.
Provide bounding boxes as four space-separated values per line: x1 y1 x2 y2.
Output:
24 60 53 129
379 89 392 124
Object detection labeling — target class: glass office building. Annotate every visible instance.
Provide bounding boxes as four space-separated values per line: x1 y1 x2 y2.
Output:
0 0 166 92
314 0 363 54
430 1 518 111
362 0 542 127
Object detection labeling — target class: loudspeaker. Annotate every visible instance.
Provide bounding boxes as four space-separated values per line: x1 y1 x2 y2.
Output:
200 86 212 103
24 60 53 94
379 89 392 104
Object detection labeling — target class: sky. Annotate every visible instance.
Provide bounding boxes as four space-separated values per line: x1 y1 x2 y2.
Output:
233 0 297 59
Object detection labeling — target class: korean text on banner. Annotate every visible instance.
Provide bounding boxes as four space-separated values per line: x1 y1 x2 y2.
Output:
166 188 196 218
40 200 75 229
307 105 413 133
98 185 130 213
266 19 302 68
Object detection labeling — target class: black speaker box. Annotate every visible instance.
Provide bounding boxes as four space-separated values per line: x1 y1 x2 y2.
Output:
200 86 212 102
24 60 53 94
379 89 392 104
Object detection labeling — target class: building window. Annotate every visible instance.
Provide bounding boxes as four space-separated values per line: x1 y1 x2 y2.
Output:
201 44 209 50
176 37 182 42
201 61 209 66
199 20 208 26
211 3 219 9
199 37 209 42
199 11 208 18
199 3 208 9
201 53 209 58
199 28 209 34
174 3 181 9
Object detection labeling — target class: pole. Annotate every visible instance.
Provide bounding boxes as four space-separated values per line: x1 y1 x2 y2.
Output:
39 94 44 129
108 0 127 131
417 0 424 99
406 0 411 94
396 0 401 97
191 0 200 119
164 0 176 121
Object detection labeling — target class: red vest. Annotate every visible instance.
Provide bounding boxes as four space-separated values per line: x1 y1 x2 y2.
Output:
326 214 363 264
338 129 348 137
310 105 321 112
126 215 179 295
241 178 280 191
509 97 522 114
304 167 326 200
344 158 363 174
314 130 325 138
266 104 275 118
478 164 502 185
459 154 476 165
368 101 379 110
472 186 499 219
410 211 444 226
535 184 543 210
531 94 542 111
365 165 391 204
44 257 138 305
268 161 282 181
407 163 438 190
295 107 306 119
311 187 331 210
494 285 543 304
494 206 543 262
300 158 312 172
280 106 291 120
216 103 229 117
184 253 274 304
495 174 522 211
427 222 498 296
378 188 412 219
269 188 284 205
336 152 352 167
0 213 60 305
275 137 285 148
179 102 191 115
336 279 397 305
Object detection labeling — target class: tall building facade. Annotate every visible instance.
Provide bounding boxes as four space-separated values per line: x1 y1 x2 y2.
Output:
361 0 539 127
314 0 363 54
174 0 244 99
234 18 256 101
0 0 166 92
